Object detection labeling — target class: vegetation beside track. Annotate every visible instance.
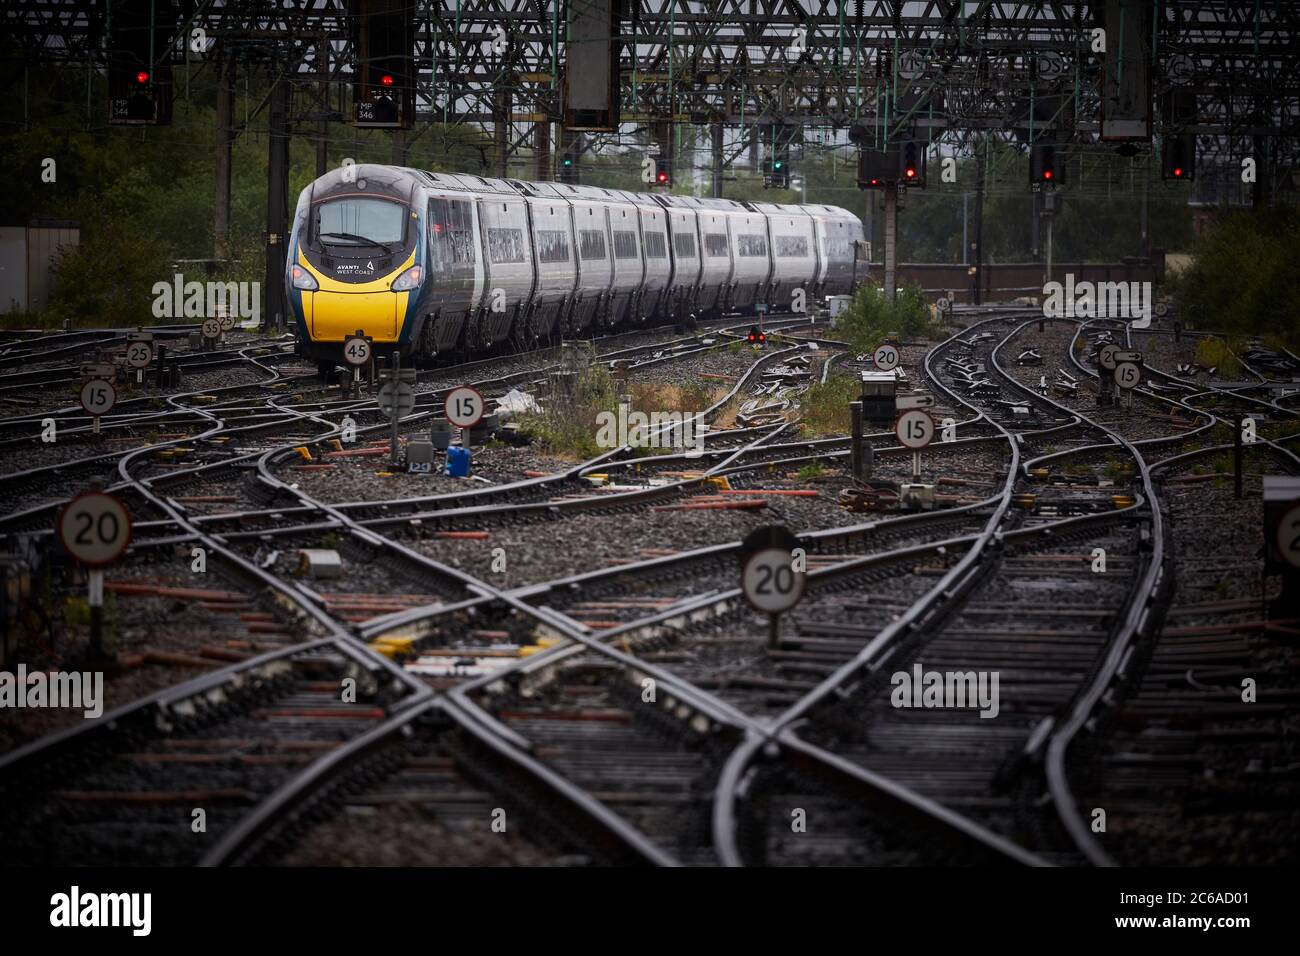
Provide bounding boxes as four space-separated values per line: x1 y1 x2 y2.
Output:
1169 206 1300 348
834 280 937 353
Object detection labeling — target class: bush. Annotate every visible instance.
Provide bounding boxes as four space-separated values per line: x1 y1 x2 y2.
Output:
835 279 932 354
1171 207 1300 347
45 222 172 328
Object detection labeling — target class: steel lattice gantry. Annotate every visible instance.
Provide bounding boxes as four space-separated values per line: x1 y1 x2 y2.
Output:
4 2 1299 169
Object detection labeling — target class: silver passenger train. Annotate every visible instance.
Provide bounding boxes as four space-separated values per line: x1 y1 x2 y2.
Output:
285 164 866 367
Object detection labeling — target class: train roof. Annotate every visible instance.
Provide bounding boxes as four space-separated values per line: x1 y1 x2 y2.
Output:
316 167 862 226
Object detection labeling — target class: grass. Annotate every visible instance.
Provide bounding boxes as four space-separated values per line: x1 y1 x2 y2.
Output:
800 373 858 438
1194 337 1244 377
1103 456 1132 481
797 461 828 480
517 362 724 459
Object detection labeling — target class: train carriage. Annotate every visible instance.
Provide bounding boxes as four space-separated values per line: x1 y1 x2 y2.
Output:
286 164 865 372
727 206 774 311
751 202 820 313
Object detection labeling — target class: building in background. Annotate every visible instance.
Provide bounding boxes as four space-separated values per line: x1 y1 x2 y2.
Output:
0 220 80 315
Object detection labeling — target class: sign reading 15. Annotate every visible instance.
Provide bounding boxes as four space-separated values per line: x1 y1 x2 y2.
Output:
445 385 485 428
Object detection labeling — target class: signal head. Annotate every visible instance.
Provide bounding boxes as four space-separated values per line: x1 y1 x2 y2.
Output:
136 70 150 85
380 74 395 87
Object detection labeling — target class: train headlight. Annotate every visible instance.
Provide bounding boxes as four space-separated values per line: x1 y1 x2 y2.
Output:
390 265 423 292
290 264 318 291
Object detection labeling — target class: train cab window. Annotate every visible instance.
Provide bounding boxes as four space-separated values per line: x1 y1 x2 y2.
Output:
703 233 729 258
824 237 852 259
644 232 668 259
613 230 638 259
579 230 607 260
314 197 405 250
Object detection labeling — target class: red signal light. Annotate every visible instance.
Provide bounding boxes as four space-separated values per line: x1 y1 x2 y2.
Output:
758 332 766 343
870 178 879 186
905 167 916 178
380 74 395 87
135 70 149 85
1043 169 1053 180
657 171 668 183
1173 166 1183 178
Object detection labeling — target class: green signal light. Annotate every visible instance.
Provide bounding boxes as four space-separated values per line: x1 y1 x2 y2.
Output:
563 157 572 166
774 161 783 169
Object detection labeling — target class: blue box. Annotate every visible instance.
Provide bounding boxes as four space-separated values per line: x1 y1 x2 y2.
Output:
445 445 471 478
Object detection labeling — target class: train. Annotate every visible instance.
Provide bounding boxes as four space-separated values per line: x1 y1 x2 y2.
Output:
285 164 866 373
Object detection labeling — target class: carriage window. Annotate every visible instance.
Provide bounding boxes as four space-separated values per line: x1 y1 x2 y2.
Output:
579 229 607 260
737 234 768 257
672 232 696 258
487 227 526 264
447 200 475 264
536 229 570 263
775 235 808 258
643 231 667 259
613 230 638 259
428 198 474 266
704 233 730 258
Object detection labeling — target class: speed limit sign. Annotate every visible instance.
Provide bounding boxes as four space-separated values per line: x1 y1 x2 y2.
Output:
201 317 221 340
742 548 805 614
936 297 951 313
80 379 117 417
1114 362 1142 390
1098 343 1120 371
217 310 236 332
444 385 485 428
896 408 934 449
58 491 132 567
873 343 900 371
343 336 372 367
125 340 153 369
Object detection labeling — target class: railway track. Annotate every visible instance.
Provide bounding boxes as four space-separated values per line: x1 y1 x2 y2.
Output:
3 307 1296 867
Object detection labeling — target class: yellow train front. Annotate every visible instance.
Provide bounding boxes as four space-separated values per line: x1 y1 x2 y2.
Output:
286 164 428 375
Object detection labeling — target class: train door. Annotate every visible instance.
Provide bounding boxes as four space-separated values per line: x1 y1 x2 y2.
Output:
427 195 477 351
